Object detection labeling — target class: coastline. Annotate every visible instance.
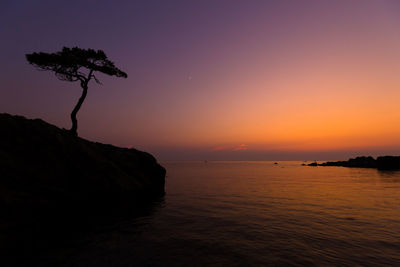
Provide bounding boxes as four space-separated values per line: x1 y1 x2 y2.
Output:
307 156 400 170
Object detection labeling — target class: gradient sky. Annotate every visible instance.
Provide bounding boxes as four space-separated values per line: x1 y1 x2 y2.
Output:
2 0 400 160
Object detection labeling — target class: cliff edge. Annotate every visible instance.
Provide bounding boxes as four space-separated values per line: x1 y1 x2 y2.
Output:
0 113 165 218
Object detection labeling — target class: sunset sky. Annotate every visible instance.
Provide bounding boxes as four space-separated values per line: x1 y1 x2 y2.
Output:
2 0 400 160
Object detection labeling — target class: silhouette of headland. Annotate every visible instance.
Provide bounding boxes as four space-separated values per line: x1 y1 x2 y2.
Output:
0 113 166 264
0 113 165 211
307 156 400 170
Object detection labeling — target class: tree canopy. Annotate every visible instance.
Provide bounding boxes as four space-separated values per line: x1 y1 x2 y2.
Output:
26 47 127 83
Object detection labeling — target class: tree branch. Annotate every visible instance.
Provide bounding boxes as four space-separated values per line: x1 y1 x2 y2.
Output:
92 74 102 84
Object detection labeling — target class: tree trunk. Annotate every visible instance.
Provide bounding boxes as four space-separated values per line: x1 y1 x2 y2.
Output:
70 83 88 136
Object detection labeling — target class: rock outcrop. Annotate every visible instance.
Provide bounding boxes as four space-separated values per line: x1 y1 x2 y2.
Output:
308 156 400 170
0 113 166 265
0 113 165 222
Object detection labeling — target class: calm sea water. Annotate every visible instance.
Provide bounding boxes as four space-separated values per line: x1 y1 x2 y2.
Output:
64 161 400 266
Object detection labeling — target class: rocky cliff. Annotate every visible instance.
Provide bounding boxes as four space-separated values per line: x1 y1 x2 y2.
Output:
0 113 165 216
0 114 166 262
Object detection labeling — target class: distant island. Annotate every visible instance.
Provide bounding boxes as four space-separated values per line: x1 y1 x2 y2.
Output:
307 156 400 170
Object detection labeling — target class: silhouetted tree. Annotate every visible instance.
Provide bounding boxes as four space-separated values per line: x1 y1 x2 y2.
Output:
26 47 127 136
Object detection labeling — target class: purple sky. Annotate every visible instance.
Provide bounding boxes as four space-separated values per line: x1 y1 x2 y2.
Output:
2 1 400 160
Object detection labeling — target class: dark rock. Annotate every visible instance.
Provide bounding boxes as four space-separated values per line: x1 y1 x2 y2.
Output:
347 156 376 168
312 156 400 170
319 156 376 168
376 156 400 170
307 162 318 166
0 113 166 264
0 113 165 214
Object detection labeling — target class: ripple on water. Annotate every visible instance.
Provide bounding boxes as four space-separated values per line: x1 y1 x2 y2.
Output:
61 161 400 266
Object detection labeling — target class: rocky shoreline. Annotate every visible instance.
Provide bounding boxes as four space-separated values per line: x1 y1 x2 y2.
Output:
307 156 400 170
0 113 166 265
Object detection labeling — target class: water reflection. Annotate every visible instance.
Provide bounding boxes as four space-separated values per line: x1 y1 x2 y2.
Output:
56 162 400 266
6 195 166 267
377 169 400 182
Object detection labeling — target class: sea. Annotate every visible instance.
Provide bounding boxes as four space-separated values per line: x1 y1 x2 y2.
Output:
61 161 400 266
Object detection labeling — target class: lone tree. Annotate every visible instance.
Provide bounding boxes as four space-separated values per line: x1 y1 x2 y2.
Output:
26 47 127 136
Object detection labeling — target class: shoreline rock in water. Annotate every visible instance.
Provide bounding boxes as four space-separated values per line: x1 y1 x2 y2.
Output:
0 113 165 219
307 156 400 170
0 113 166 264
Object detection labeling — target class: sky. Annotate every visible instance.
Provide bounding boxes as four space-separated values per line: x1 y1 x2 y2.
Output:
2 0 400 160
